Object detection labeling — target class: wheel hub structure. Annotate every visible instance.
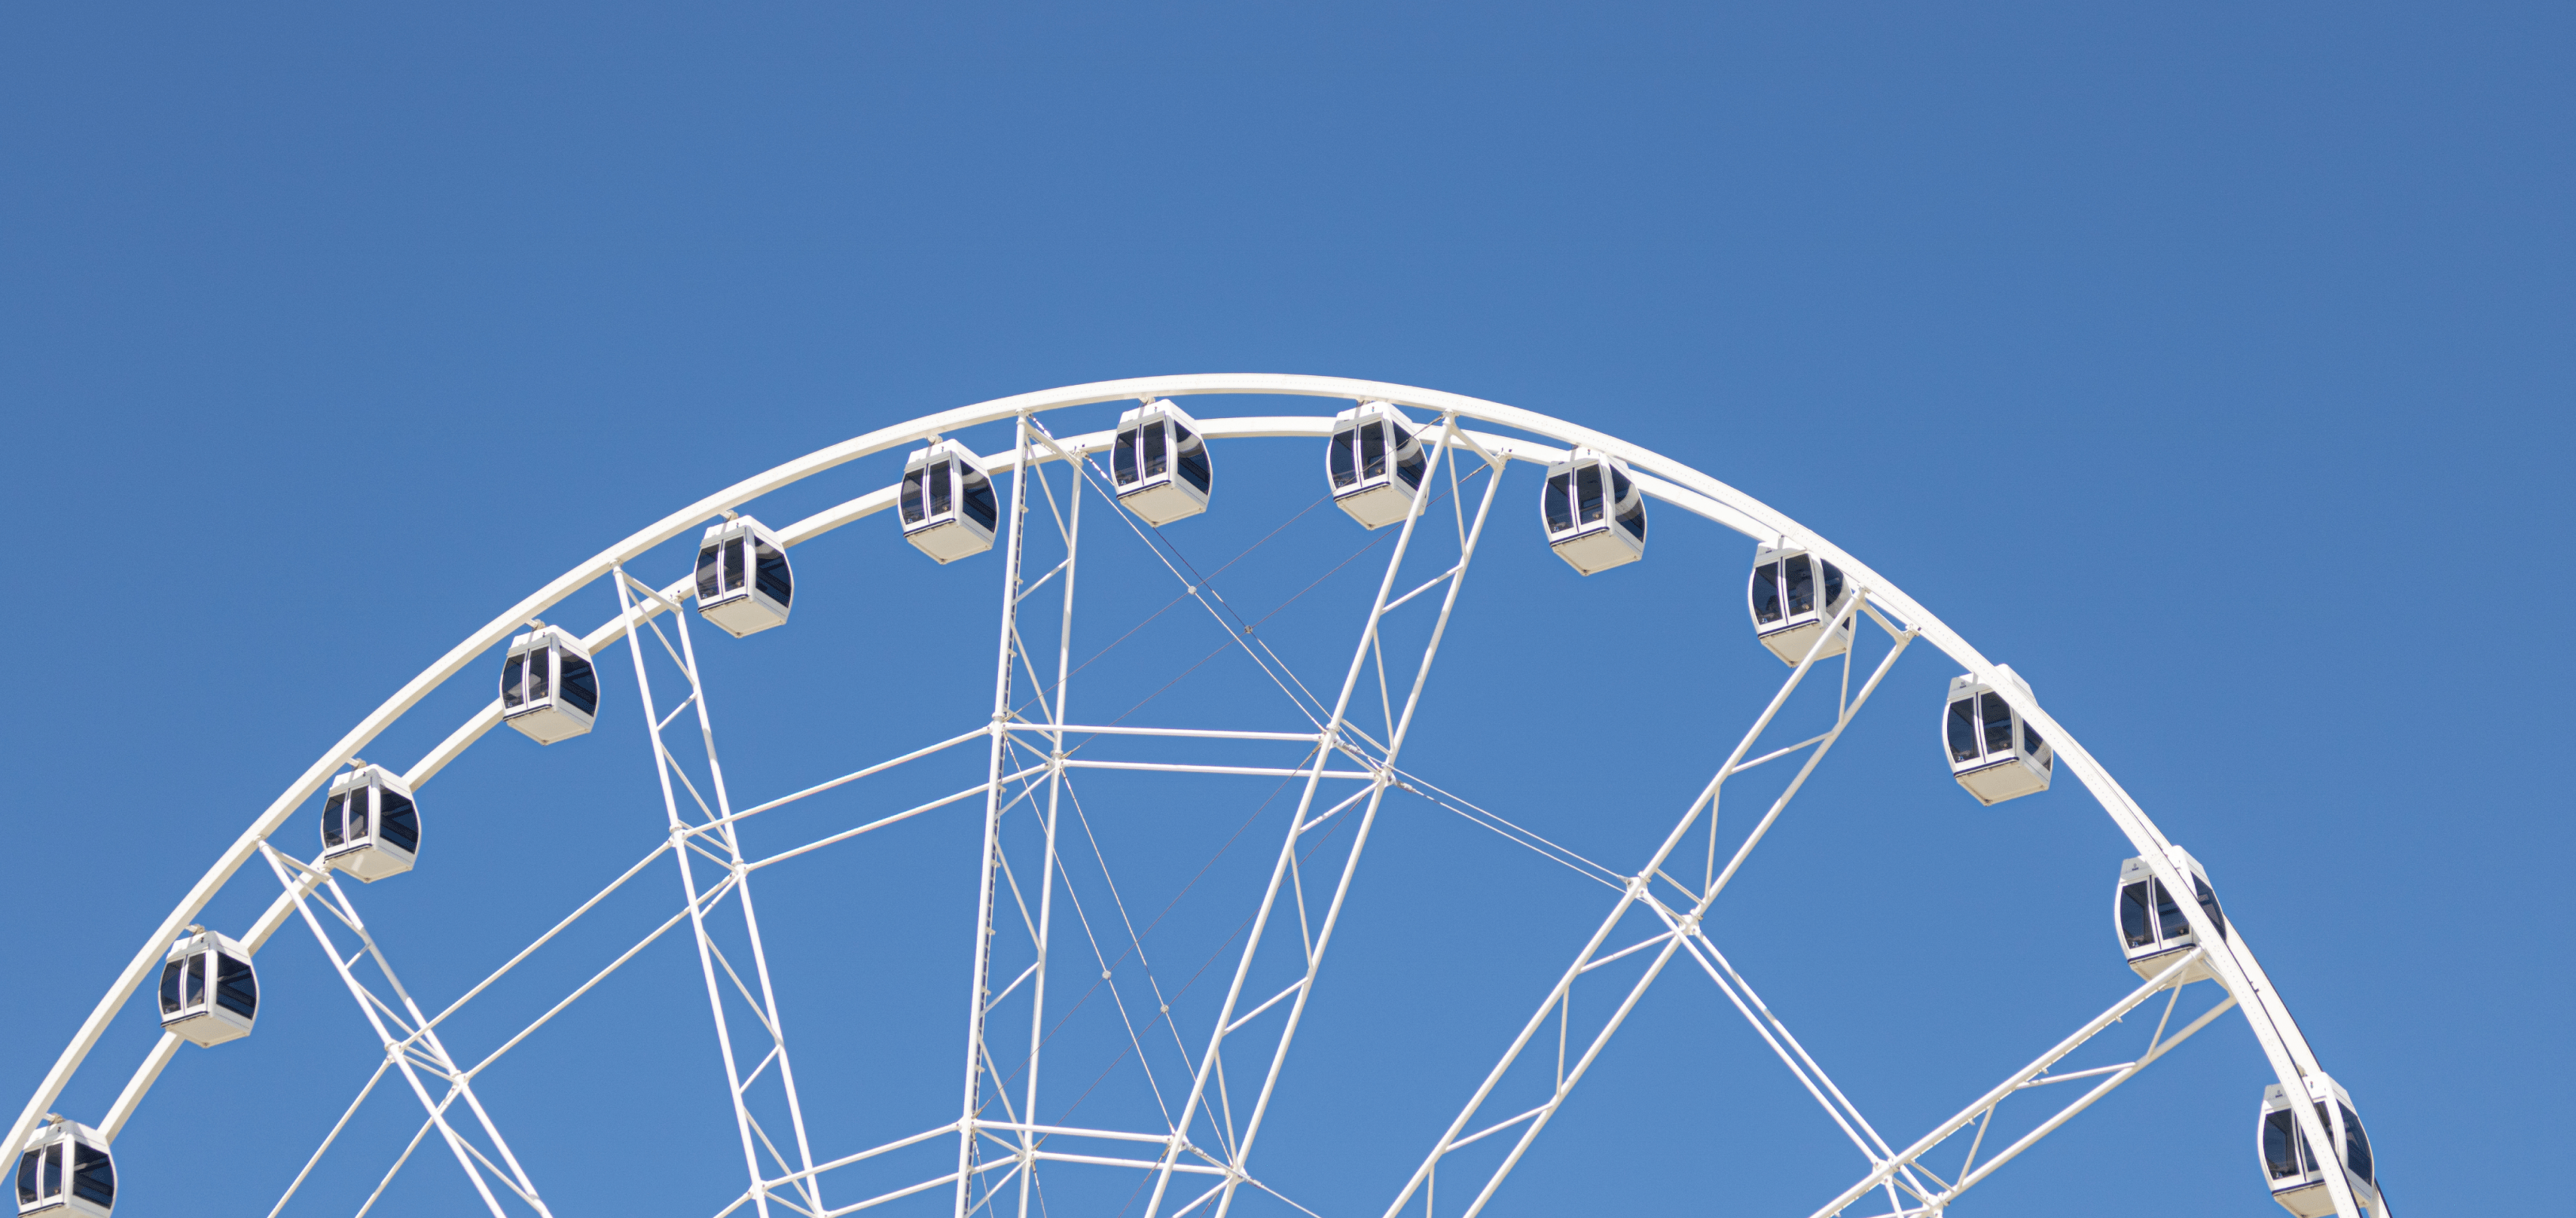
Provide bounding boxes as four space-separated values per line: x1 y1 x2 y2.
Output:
6 376 2386 1218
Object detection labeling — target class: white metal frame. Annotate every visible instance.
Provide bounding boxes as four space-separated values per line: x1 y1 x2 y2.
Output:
318 763 420 883
900 439 1001 564
1748 543 1855 666
499 625 600 744
153 928 257 1048
695 516 795 638
1108 398 1213 525
1538 447 1646 575
1326 401 1431 529
5 375 2385 1218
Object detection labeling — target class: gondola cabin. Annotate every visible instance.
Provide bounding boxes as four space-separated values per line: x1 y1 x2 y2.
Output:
1540 448 1648 575
321 764 421 882
14 1119 113 1218
1944 668 2053 805
1327 402 1431 529
1746 545 1856 665
158 927 257 1047
898 440 1000 563
1109 399 1212 525
2115 847 2224 984
501 626 600 744
695 516 794 638
2259 1074 2380 1217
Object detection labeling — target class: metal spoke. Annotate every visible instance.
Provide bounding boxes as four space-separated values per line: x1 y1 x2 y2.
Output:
1148 423 1506 1218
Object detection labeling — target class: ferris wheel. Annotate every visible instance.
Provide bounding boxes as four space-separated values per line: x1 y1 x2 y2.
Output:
8 376 2389 1218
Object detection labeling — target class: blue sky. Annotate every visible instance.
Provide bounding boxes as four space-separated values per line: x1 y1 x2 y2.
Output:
3 6 2568 1216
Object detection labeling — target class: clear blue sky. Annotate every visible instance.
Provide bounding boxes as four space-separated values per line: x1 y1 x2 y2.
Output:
4 6 2567 1216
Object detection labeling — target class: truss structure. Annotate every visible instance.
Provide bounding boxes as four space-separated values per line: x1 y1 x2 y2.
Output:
5 377 2384 1218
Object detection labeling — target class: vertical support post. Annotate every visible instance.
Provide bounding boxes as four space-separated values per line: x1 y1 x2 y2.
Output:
1015 451 1080 1218
615 568 770 1218
667 588 826 1217
957 415 1035 1217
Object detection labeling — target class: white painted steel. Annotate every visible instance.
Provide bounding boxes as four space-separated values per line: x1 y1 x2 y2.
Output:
9 375 2375 1218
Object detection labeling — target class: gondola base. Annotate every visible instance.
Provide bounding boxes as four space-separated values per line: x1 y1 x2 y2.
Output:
1117 480 1207 527
1757 619 1854 666
1334 482 1419 530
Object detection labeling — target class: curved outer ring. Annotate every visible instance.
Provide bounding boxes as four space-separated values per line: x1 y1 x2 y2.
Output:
6 375 2357 1215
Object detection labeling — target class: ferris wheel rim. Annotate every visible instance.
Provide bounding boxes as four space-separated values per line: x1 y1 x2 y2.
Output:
7 374 2359 1218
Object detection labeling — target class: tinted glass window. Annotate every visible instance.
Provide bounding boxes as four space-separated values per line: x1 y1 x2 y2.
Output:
16 1146 42 1204
2022 721 2044 756
2340 1104 2372 1183
1785 556 1816 615
1143 421 1168 476
2263 1110 2305 1178
215 954 258 1018
1618 500 1646 542
1177 443 1211 493
1751 563 1783 624
159 961 185 1014
2152 879 2191 942
501 655 524 708
1610 467 1633 506
70 1144 112 1206
1329 428 1357 488
1113 428 1138 484
379 791 420 853
185 954 207 1007
31 1145 59 1203
1947 697 1980 762
962 477 1000 529
560 655 599 715
722 538 745 593
1395 444 1425 490
2119 881 2155 947
754 542 794 607
1543 474 1573 533
528 649 550 701
901 468 926 524
929 461 953 516
322 794 348 847
1980 693 2014 757
349 786 370 839
1361 422 1387 478
2193 876 2227 940
695 544 720 600
1576 465 1605 523
1823 561 1845 607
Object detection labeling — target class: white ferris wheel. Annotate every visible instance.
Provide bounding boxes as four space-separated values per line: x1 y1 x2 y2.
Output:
8 376 2388 1218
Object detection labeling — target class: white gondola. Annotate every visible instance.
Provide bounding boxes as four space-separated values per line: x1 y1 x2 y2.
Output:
501 626 600 744
13 1118 114 1218
2115 846 2225 983
157 927 257 1047
1108 399 1212 525
694 516 794 638
1540 448 1648 575
1943 668 2053 805
898 440 1000 563
1326 402 1431 529
2260 1074 2381 1217
321 764 421 882
1746 545 1855 665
